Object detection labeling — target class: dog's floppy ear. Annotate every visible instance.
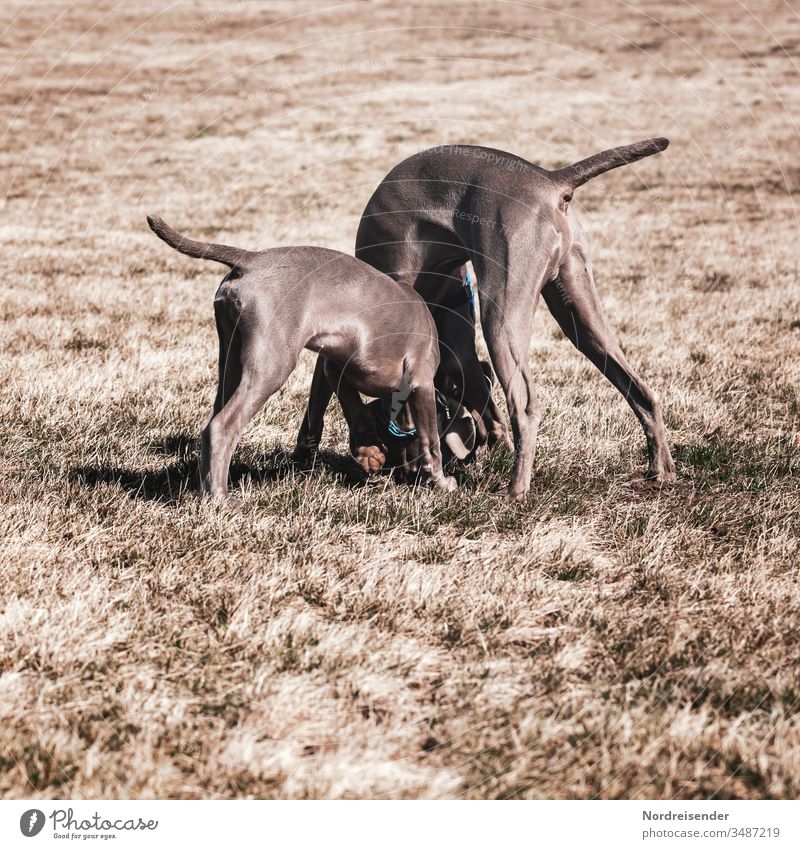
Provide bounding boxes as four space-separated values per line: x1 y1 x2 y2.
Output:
442 398 477 461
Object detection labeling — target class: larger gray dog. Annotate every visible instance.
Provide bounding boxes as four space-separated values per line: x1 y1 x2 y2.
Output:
297 138 677 500
146 216 456 496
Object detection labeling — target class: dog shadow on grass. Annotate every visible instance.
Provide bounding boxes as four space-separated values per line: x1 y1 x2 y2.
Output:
70 434 366 506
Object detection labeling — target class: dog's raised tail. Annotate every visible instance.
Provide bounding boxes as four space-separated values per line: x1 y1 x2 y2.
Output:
551 137 668 190
147 215 252 269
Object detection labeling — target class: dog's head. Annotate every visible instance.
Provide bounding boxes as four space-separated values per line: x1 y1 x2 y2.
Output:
366 392 477 478
439 395 477 465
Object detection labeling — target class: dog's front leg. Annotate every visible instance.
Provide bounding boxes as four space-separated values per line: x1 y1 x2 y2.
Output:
322 360 385 476
407 382 456 492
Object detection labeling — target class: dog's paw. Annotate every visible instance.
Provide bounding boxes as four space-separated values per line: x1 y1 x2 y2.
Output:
201 492 245 515
222 495 246 515
439 475 458 492
506 485 528 503
291 444 318 470
393 465 415 485
493 432 514 453
353 444 386 476
644 465 677 484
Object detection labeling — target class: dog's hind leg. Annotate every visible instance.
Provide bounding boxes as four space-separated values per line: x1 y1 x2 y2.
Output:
202 297 238 426
472 250 544 502
202 303 296 498
293 355 334 467
542 245 676 482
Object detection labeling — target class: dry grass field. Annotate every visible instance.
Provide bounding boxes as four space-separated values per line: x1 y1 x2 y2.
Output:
1 0 799 800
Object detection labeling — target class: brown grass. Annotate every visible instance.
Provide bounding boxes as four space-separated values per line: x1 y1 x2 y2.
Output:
1 0 798 799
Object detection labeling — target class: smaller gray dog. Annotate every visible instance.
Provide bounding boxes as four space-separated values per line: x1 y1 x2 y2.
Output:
147 216 457 496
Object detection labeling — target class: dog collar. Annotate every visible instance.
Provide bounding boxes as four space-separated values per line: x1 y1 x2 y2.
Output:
438 266 477 320
464 266 476 320
373 389 451 442
374 396 417 440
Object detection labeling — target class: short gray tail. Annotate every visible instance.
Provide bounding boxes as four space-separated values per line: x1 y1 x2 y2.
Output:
551 137 668 190
146 215 251 269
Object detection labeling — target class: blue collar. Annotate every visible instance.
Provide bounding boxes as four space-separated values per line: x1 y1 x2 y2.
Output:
464 265 476 319
373 390 451 443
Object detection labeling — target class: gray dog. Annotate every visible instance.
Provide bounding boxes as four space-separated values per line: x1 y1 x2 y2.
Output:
146 216 457 496
297 138 677 500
